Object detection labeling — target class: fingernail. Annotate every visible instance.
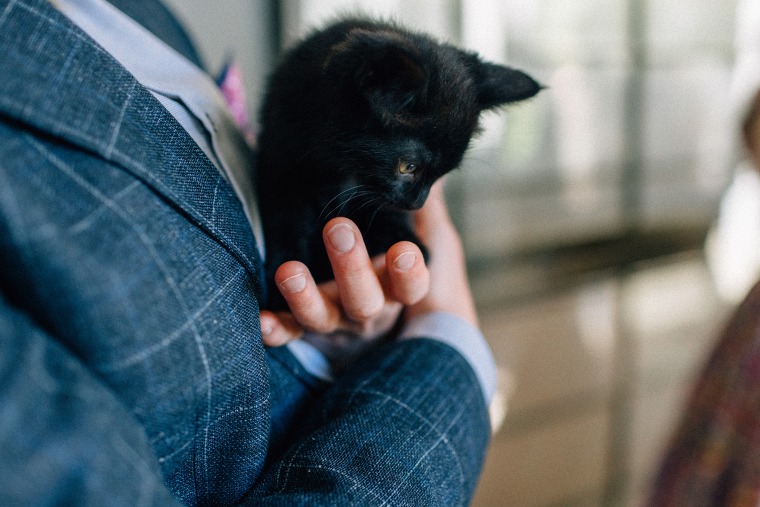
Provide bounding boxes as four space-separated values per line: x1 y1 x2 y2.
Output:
393 251 416 272
279 273 306 294
327 223 355 253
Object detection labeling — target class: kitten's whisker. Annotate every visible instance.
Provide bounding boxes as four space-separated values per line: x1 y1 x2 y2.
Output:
352 193 381 214
319 185 366 220
366 201 386 233
333 189 373 218
336 190 361 216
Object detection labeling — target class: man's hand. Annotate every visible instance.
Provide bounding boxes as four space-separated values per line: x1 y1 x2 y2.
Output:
404 181 479 327
260 180 480 367
259 218 430 348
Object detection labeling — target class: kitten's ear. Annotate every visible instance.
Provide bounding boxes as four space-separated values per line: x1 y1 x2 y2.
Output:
474 61 541 110
328 29 429 116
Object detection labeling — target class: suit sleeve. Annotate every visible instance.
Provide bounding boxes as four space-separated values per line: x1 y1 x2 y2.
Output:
0 294 182 507
249 338 491 507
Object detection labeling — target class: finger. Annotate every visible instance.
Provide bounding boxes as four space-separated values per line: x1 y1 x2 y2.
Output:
323 218 385 321
274 261 341 334
259 310 304 347
384 241 430 305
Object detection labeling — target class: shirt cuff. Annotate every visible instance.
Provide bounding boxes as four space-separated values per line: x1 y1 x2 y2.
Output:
285 312 497 405
398 312 497 405
286 339 334 383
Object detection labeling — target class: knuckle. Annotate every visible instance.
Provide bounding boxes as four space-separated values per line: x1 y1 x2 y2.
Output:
310 320 338 335
296 305 339 335
347 299 383 322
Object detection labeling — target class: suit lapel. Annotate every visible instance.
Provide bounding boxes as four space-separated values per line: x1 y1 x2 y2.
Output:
0 0 264 298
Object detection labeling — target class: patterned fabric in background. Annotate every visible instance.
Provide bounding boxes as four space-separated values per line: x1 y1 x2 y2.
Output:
649 280 760 506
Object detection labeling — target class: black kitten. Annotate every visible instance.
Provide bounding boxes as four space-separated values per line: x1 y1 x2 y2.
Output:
256 18 540 309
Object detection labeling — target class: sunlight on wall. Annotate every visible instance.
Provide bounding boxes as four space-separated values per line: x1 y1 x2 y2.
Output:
705 164 760 303
281 0 458 45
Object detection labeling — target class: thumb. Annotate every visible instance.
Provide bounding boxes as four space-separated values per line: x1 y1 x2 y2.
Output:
413 180 451 240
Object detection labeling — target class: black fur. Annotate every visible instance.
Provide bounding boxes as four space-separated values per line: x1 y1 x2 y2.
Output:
256 18 540 309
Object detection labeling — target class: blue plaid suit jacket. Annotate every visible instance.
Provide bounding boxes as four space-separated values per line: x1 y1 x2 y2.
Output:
0 1 490 505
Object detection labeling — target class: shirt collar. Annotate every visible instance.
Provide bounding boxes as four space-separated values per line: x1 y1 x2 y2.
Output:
54 0 264 259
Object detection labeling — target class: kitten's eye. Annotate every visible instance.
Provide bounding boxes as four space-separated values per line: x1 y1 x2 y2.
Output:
398 160 417 175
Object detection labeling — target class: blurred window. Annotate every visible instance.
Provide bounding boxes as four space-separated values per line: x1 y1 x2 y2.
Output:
280 0 738 263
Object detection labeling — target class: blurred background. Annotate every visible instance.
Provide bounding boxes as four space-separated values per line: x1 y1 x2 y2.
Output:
164 0 749 505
